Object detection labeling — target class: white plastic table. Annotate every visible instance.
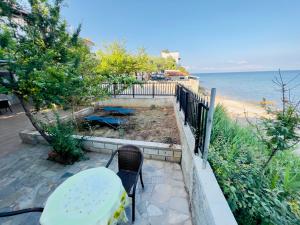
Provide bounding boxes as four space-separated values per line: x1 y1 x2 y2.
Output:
40 167 128 225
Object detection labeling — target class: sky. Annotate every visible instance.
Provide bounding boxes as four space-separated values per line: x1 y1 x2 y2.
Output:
61 0 300 73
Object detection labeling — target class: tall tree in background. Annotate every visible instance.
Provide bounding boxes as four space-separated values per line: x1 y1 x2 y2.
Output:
0 0 95 144
149 56 177 73
96 42 181 80
96 42 137 83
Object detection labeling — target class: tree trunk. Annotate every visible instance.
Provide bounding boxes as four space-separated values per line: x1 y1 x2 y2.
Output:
263 148 278 169
6 71 52 145
17 95 52 144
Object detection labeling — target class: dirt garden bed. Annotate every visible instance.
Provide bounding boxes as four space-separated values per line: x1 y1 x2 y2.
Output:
77 106 180 145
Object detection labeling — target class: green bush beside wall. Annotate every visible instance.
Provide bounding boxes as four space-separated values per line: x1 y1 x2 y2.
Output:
209 105 300 225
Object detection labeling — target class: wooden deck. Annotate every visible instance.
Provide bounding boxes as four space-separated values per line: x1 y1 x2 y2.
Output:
0 104 34 157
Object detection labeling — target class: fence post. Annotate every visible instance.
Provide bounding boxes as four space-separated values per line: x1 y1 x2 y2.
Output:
179 86 182 111
184 91 189 125
194 102 202 154
113 84 116 98
152 83 155 98
132 84 135 98
202 88 216 169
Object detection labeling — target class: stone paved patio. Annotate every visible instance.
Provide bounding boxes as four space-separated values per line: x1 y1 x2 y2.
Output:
0 144 191 225
0 104 34 157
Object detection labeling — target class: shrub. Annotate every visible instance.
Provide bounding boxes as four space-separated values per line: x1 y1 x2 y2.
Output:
42 115 84 164
209 105 300 225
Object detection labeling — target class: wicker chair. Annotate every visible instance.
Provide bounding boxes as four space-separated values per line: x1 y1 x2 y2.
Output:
106 145 144 222
0 99 12 113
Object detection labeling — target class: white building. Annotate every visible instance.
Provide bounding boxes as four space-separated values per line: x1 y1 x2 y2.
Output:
161 51 180 64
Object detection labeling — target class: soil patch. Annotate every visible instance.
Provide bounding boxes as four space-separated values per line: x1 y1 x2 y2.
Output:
77 106 180 145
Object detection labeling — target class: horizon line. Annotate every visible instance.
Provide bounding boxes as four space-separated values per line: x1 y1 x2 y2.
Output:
192 69 300 74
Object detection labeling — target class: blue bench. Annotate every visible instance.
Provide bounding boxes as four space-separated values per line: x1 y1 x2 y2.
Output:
103 106 135 115
85 115 127 127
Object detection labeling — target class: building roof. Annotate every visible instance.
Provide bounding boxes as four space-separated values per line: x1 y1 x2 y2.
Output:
164 70 187 76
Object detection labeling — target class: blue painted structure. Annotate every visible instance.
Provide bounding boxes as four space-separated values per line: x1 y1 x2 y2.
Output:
103 107 135 115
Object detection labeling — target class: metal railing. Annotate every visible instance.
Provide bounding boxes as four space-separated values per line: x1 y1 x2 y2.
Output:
100 81 216 167
100 82 177 98
176 84 210 155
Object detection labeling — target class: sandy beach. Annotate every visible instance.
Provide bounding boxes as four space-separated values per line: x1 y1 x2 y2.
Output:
215 95 267 122
217 95 300 155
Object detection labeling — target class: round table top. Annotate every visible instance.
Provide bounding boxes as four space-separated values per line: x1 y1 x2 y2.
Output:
40 167 127 225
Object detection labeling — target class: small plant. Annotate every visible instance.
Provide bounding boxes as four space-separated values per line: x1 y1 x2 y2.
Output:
209 105 300 225
150 104 156 110
253 71 300 168
42 114 85 164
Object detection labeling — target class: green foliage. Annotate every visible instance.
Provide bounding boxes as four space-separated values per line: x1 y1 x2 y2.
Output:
0 0 87 110
0 0 111 158
0 25 14 60
96 42 137 80
256 72 300 168
96 42 180 79
261 104 300 153
42 114 84 164
177 66 189 75
209 105 300 225
149 56 177 73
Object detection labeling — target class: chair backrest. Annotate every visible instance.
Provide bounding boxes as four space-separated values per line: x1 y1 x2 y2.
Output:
0 100 9 109
117 145 143 172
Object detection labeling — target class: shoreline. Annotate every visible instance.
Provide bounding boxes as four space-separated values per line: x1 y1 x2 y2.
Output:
215 95 267 122
215 94 300 154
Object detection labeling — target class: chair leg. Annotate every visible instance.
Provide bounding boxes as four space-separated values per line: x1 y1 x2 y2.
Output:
140 171 144 189
132 195 135 222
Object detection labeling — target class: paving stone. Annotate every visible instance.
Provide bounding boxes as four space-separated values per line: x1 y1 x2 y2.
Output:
133 218 151 225
0 145 191 225
171 186 188 198
147 204 163 217
167 209 190 224
2 220 12 225
168 197 190 214
151 184 173 203
184 219 193 225
148 215 169 225
170 179 185 188
42 170 57 178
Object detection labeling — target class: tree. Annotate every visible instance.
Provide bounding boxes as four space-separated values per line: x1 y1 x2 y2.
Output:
95 43 185 80
249 70 300 168
0 0 94 144
134 48 153 73
149 56 177 73
178 66 189 75
96 42 137 83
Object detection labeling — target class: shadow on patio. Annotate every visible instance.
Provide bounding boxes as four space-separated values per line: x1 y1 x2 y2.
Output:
0 144 191 225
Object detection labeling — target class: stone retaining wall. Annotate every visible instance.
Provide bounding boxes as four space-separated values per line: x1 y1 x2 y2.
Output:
96 97 173 108
78 135 181 162
173 99 238 225
19 131 182 163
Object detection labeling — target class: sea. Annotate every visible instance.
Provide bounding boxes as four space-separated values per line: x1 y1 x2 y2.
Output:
194 70 300 105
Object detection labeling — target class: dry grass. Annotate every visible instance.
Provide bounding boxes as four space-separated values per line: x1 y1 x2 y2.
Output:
77 106 180 145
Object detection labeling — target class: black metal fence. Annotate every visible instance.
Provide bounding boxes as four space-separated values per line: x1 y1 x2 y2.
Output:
176 84 209 155
101 81 211 156
101 82 177 97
